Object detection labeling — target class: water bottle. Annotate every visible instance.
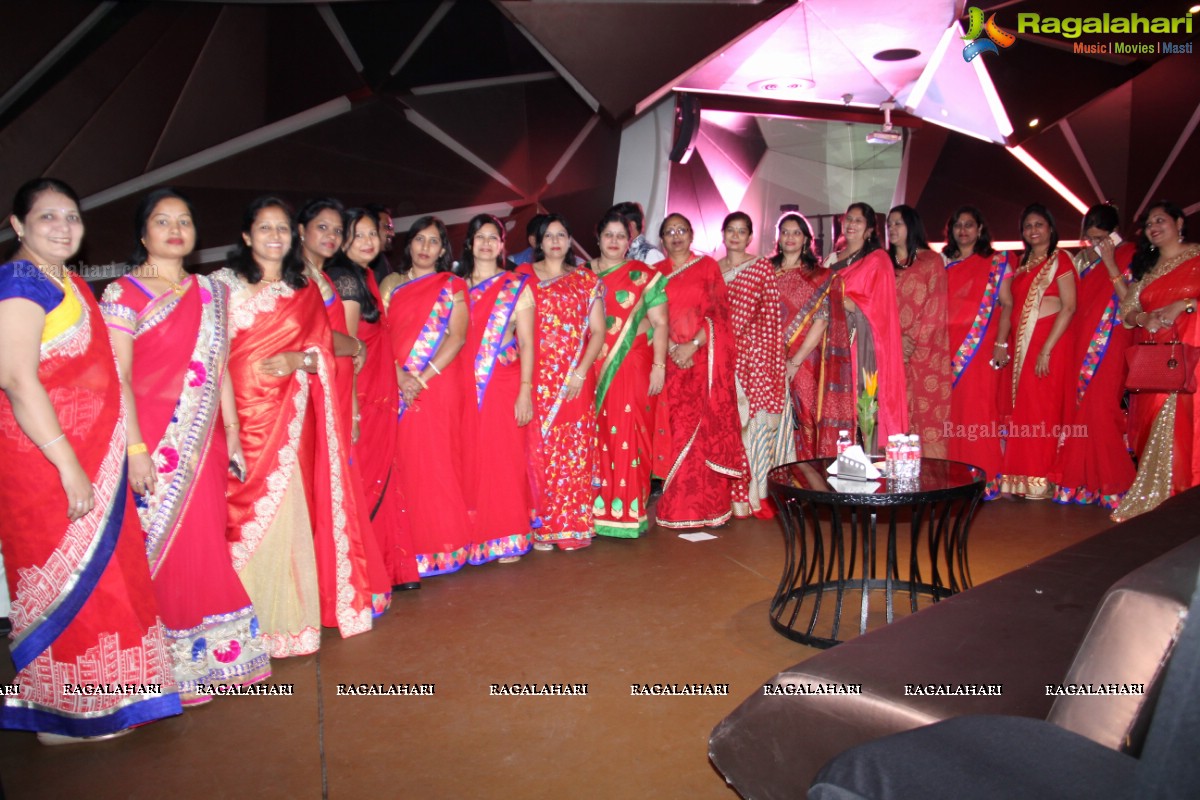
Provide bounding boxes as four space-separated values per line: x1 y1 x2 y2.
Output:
885 435 900 477
836 429 852 455
908 434 922 477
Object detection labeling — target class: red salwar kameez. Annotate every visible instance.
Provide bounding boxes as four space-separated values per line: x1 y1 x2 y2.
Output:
101 274 270 703
1000 250 1077 498
1113 247 1200 521
946 251 1010 498
777 266 855 459
724 257 790 516
895 250 952 458
0 262 183 735
592 260 666 538
517 264 604 548
1050 244 1137 509
652 254 746 528
464 271 535 560
214 270 380 657
384 272 474 574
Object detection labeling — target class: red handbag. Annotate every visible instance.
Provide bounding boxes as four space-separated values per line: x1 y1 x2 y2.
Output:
1125 325 1199 394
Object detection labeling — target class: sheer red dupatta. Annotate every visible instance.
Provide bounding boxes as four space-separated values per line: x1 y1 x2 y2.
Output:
223 278 376 637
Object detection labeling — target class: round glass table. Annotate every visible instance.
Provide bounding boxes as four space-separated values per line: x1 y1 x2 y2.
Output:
767 458 985 648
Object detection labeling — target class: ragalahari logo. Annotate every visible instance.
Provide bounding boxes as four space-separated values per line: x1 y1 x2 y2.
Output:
962 7 1017 61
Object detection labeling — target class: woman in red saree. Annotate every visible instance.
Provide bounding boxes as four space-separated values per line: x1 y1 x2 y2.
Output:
718 211 789 518
325 208 420 589
517 214 607 549
653 213 746 529
213 196 381 657
1051 204 1136 509
379 216 474 574
822 203 908 451
943 206 1010 499
588 210 668 538
995 204 1077 499
773 213 854 459
888 205 951 458
0 178 181 742
101 189 270 704
457 214 536 560
1113 201 1200 521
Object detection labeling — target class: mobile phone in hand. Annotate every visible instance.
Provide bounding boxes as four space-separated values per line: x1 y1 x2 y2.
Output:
229 459 246 482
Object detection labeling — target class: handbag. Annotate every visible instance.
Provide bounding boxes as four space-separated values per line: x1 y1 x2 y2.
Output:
1125 324 1199 394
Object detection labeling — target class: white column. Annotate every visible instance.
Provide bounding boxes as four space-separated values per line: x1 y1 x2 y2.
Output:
613 96 676 241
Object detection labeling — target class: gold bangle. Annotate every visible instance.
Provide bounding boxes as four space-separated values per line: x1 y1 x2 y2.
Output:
127 442 148 456
520 380 533 385
353 338 364 357
428 361 442 376
224 421 239 429
571 370 586 382
38 433 65 451
652 363 666 369
407 369 430 390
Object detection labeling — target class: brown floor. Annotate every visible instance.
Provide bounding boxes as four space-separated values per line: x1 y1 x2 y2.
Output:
0 498 1114 799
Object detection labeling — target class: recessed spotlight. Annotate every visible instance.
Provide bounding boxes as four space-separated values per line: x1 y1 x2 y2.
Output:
940 108 949 117
873 48 921 61
1190 5 1200 15
1028 118 1040 127
748 77 814 93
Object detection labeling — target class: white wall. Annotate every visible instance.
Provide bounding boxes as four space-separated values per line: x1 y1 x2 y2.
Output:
613 96 675 240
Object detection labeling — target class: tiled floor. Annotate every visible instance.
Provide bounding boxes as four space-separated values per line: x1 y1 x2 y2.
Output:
0 498 1113 799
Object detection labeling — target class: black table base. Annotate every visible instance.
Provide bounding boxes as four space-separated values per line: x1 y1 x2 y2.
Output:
769 460 984 649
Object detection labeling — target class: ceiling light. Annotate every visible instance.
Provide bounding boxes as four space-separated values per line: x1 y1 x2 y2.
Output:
873 48 921 61
1028 118 1040 127
748 77 815 93
1190 5 1200 14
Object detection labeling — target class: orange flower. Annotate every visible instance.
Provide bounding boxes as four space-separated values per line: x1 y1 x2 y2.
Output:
862 369 878 399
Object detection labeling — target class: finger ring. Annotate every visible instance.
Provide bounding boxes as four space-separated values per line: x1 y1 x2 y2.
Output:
76 500 84 508
277 369 283 376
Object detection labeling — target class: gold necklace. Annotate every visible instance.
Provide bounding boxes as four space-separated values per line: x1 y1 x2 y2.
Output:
1014 250 1053 277
39 268 68 290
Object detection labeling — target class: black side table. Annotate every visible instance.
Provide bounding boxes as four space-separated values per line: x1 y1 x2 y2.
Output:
767 458 985 648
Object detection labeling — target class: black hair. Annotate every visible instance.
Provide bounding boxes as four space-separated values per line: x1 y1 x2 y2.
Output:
1018 203 1059 266
297 197 345 230
608 202 644 234
722 211 754 237
770 212 818 271
526 213 548 239
226 196 306 289
455 213 508 279
1130 200 1188 280
1080 203 1120 238
595 210 632 243
129 187 196 268
363 202 391 219
534 213 573 265
942 205 994 260
11 177 80 222
886 204 931 267
396 215 453 274
845 202 881 256
658 213 693 242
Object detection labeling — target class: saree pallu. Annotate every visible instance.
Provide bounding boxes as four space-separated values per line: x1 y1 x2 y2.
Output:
464 271 535 559
386 272 473 574
834 251 909 448
724 257 791 516
593 260 666 538
100 274 270 703
896 250 951 458
313 270 394 610
0 264 182 735
1000 250 1077 498
652 254 746 528
357 269 420 585
215 270 377 657
1051 244 1137 509
1113 250 1200 521
517 264 604 547
778 267 854 460
946 252 1010 497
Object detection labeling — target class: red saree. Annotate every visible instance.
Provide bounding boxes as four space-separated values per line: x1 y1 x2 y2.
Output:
777 267 855 459
385 272 473 574
215 269 378 657
1001 250 1077 498
100 274 270 703
1050 244 1137 509
517 264 604 547
1113 248 1200 520
946 251 1010 497
724 257 789 516
896 250 951 458
356 269 420 585
828 250 909 448
652 254 746 528
0 263 182 735
464 271 535 559
593 260 666 538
